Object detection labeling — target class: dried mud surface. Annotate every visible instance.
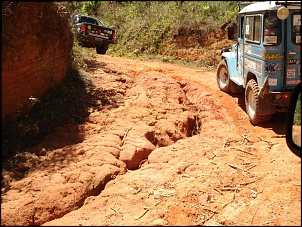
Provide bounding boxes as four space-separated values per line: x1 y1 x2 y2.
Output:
1 55 301 226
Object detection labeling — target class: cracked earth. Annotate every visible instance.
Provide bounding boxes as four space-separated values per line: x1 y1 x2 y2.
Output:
1 55 301 226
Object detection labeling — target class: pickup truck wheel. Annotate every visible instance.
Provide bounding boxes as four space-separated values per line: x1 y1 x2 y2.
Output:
245 79 271 125
96 45 108 55
216 60 231 93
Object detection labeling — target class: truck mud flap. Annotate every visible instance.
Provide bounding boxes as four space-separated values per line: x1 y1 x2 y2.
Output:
258 76 268 99
258 94 276 115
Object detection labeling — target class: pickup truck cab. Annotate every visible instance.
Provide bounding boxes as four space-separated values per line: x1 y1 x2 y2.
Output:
70 14 117 54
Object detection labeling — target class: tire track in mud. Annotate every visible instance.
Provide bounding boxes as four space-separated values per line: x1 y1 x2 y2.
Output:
2 56 300 226
45 56 299 226
45 58 279 225
2 57 231 225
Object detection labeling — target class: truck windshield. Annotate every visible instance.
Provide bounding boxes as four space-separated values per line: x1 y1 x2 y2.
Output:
79 17 98 25
263 13 281 45
95 18 106 27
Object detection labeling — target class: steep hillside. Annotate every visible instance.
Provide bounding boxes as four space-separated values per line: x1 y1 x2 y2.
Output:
1 2 73 120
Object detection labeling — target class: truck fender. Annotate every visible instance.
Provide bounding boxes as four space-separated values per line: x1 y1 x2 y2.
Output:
221 52 237 78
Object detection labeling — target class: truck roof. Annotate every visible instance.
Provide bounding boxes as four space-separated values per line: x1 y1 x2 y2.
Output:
70 14 106 27
239 1 301 14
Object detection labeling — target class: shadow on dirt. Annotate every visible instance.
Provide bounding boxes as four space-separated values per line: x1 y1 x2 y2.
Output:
230 92 245 111
230 92 287 135
84 57 107 73
1 64 126 188
260 112 287 135
1 66 119 162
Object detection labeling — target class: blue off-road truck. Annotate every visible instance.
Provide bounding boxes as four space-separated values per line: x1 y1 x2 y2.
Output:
217 1 301 125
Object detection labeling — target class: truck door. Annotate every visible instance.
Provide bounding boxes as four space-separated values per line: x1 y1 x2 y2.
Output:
237 15 244 79
285 11 301 88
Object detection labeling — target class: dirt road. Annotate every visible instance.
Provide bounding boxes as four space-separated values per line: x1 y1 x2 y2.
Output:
1 55 301 226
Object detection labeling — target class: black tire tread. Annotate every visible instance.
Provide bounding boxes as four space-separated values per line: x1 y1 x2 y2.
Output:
245 79 271 125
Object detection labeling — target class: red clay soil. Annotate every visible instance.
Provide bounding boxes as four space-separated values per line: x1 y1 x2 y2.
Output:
1 54 301 226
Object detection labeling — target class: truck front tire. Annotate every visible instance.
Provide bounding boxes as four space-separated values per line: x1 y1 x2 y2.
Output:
217 60 231 93
245 79 271 125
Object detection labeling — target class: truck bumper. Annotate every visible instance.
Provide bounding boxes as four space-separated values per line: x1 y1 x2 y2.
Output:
259 92 291 115
270 92 291 107
78 34 115 47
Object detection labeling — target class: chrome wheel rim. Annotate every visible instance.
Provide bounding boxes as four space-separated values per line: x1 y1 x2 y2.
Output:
219 67 228 88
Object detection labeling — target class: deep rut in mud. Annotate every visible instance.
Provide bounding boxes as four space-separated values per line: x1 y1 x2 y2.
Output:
1 56 300 226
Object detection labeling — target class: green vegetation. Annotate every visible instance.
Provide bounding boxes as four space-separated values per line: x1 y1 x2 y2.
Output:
65 1 241 65
293 94 301 147
294 94 301 125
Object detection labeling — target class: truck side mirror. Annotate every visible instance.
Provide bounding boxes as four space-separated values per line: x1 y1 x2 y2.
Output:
227 27 235 40
286 82 301 158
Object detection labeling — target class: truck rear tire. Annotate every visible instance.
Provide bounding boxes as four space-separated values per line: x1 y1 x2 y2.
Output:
217 60 231 93
245 79 271 125
96 45 108 55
